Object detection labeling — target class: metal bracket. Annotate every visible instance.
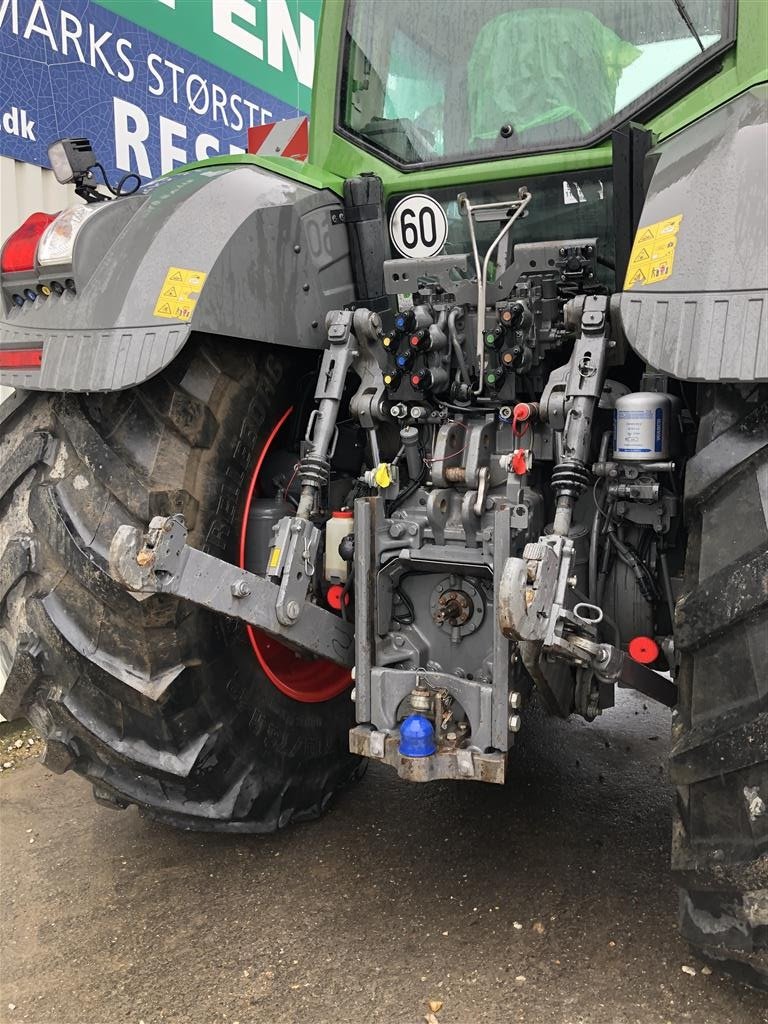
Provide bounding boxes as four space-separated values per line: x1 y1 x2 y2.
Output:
349 726 506 784
109 515 354 668
274 517 321 625
499 534 677 708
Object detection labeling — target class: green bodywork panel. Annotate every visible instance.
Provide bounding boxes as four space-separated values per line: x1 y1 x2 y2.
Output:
94 0 322 114
178 0 767 202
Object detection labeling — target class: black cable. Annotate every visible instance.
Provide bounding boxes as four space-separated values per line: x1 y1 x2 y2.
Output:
92 162 141 197
388 464 426 514
608 532 658 602
391 584 415 626
589 433 612 601
340 563 355 623
596 522 614 607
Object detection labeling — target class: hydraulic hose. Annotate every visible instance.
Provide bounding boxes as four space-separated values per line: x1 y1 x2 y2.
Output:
448 307 471 388
608 532 657 603
589 432 612 602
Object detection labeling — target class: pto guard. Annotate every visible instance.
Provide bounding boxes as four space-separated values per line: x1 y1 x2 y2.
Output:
0 162 354 392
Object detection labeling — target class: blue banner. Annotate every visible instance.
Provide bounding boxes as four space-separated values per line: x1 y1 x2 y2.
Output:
0 0 307 181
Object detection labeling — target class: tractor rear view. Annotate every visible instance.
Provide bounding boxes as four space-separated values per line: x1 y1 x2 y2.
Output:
1 0 766 988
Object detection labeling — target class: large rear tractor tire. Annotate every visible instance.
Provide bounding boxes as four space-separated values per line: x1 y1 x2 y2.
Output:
0 337 360 832
672 384 768 989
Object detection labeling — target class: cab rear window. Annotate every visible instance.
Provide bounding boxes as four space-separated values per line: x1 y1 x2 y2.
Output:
339 0 734 167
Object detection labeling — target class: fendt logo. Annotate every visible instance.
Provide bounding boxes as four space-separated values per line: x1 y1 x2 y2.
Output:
0 106 36 141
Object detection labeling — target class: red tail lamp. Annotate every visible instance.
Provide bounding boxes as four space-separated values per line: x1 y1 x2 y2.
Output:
1 212 59 273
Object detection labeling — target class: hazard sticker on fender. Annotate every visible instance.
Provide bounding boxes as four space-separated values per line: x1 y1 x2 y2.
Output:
624 215 682 289
153 267 208 321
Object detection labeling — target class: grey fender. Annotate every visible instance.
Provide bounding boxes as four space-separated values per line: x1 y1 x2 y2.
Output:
615 85 768 382
0 163 355 392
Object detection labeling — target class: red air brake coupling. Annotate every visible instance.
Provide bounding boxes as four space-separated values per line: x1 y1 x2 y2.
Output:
511 449 531 476
512 402 538 437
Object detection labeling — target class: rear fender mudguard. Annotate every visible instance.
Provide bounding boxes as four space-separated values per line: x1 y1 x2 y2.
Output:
0 164 355 392
616 85 768 382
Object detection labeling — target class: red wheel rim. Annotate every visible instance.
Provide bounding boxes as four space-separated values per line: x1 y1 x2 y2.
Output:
238 408 352 703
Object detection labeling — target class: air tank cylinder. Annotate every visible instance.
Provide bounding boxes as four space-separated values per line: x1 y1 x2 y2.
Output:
613 393 671 462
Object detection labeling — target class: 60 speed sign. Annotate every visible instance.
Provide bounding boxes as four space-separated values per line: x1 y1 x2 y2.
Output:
389 194 448 259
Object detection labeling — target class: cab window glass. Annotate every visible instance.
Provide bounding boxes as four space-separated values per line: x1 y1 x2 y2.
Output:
341 0 731 165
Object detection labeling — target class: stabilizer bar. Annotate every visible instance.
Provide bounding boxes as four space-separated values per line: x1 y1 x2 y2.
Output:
109 515 355 668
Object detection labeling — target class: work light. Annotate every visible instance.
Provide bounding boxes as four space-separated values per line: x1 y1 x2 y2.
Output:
47 138 97 186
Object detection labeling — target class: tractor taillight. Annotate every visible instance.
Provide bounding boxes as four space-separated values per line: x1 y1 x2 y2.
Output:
0 212 59 273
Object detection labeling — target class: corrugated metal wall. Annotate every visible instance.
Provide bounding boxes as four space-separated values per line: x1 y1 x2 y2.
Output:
0 157 75 245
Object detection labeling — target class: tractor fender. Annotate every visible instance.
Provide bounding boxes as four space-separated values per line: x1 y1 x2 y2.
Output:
0 163 355 392
616 85 768 382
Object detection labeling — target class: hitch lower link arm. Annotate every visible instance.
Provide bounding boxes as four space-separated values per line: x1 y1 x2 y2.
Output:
499 537 677 707
109 514 354 668
108 313 362 667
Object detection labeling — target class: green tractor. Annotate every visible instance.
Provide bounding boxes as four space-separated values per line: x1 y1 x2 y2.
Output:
1 0 766 986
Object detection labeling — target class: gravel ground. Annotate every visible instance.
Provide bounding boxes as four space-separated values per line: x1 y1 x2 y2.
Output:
0 691 765 1024
0 722 41 774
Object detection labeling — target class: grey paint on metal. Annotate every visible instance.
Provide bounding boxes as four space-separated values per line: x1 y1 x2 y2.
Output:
353 496 376 726
491 505 512 750
617 86 768 382
109 516 355 669
348 725 506 784
368 666 496 754
1 164 355 392
0 322 189 392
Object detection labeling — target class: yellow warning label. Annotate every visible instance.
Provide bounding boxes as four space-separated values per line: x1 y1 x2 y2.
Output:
268 546 282 569
153 267 207 321
624 215 683 289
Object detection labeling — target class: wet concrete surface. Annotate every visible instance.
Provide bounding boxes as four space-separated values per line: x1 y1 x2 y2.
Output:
1 691 765 1024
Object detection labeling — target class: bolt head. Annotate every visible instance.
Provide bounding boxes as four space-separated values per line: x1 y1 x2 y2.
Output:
508 691 522 709
508 714 522 732
285 600 300 620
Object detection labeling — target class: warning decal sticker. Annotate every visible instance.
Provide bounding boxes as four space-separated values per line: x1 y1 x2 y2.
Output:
153 267 208 321
624 215 682 290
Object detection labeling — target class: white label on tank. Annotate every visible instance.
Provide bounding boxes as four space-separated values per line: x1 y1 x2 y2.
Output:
389 194 448 259
615 408 663 453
